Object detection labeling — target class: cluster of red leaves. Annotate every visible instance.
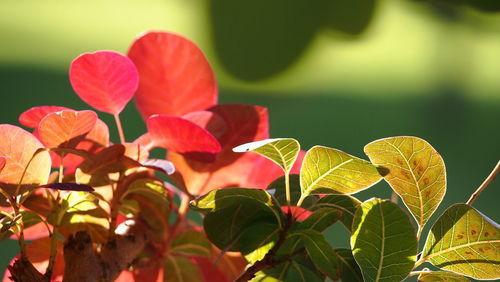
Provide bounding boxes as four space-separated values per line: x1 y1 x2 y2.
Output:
0 31 303 281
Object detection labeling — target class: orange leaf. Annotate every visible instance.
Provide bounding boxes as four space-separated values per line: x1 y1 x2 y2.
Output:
37 110 97 148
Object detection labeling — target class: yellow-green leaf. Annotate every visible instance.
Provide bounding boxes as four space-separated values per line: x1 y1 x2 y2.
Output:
170 230 211 258
421 203 500 280
233 138 300 174
417 270 470 282
364 136 446 230
164 255 203 282
300 146 382 196
351 198 418 282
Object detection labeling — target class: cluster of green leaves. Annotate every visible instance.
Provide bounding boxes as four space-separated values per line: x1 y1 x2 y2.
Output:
193 137 500 281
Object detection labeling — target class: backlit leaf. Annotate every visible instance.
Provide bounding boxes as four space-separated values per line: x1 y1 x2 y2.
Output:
240 222 279 264
300 146 382 196
417 270 470 282
310 194 361 232
0 124 51 197
121 179 168 212
147 115 221 154
267 174 318 209
421 203 500 280
183 110 227 140
127 31 217 119
364 136 446 229
59 206 109 244
233 138 300 174
290 229 340 280
168 104 269 195
141 159 175 175
251 261 323 282
69 51 139 114
301 208 342 232
37 110 97 149
0 157 5 173
18 106 71 128
164 255 203 282
170 230 211 257
64 191 100 213
351 198 418 282
39 183 94 192
335 249 363 282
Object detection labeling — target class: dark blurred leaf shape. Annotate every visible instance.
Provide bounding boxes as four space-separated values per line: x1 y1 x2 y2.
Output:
323 0 377 35
39 183 94 192
335 249 363 282
461 0 500 11
210 0 328 81
170 230 212 258
251 260 324 282
310 194 361 232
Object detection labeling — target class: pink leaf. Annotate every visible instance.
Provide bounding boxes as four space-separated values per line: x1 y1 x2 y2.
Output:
183 110 227 140
18 106 72 128
37 110 97 148
128 31 217 119
69 51 139 114
147 115 221 154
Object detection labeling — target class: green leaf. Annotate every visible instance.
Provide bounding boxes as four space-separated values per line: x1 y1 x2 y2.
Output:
203 204 278 252
335 249 363 282
421 203 500 280
241 222 279 264
233 138 300 174
0 210 44 241
59 207 109 244
301 208 342 232
251 260 323 282
364 136 446 230
300 146 382 196
64 191 100 212
310 194 361 232
351 198 417 282
290 229 340 280
191 188 282 227
417 270 470 282
164 255 203 282
170 230 212 257
121 179 168 207
267 175 318 208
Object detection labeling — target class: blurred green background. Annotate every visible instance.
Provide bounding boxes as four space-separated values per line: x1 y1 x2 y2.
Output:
1 0 499 280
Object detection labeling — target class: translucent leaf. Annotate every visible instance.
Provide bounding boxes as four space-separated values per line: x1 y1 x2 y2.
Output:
0 124 51 197
164 255 203 282
18 105 71 128
37 110 97 148
69 51 138 115
290 229 340 280
64 191 99 212
267 175 318 209
170 230 211 258
240 222 279 264
251 260 324 282
335 249 363 282
140 159 175 175
59 207 109 244
122 179 169 213
364 136 446 229
310 194 361 232
127 31 217 119
351 198 418 282
300 208 342 232
417 270 470 282
421 203 500 280
300 146 382 196
190 188 282 225
233 138 300 174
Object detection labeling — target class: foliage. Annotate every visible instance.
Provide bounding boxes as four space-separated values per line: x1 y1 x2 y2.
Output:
0 30 498 282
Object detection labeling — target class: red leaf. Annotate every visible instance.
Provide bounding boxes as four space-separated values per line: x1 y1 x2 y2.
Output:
134 133 155 151
147 115 221 154
0 125 51 197
18 106 72 128
69 51 139 114
168 104 269 195
183 110 227 140
37 110 97 148
127 31 217 119
0 157 5 173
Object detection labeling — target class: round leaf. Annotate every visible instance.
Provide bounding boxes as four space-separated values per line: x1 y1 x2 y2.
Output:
69 51 139 114
18 106 71 128
421 203 500 280
364 136 446 230
37 110 97 148
351 198 418 282
127 31 217 119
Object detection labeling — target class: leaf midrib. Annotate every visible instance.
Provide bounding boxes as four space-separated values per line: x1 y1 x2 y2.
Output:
375 202 385 282
423 239 500 263
305 156 354 193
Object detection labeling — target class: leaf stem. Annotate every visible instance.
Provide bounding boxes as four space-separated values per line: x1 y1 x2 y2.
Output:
466 160 499 206
416 225 423 242
407 270 430 277
58 153 65 183
45 225 58 279
285 172 291 209
114 113 126 144
10 202 27 257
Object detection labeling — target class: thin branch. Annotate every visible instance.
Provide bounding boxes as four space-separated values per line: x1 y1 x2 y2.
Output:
466 160 499 206
113 113 126 144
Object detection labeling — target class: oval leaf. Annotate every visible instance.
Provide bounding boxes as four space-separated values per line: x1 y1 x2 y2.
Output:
311 194 361 232
127 31 217 119
336 249 363 282
37 110 97 148
233 138 300 174
421 203 500 280
0 125 51 196
164 255 203 282
351 198 418 282
69 51 139 114
300 146 382 196
240 222 279 264
301 208 342 232
417 270 470 282
364 136 446 230
183 110 227 140
170 230 212 257
147 115 221 154
18 106 71 128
